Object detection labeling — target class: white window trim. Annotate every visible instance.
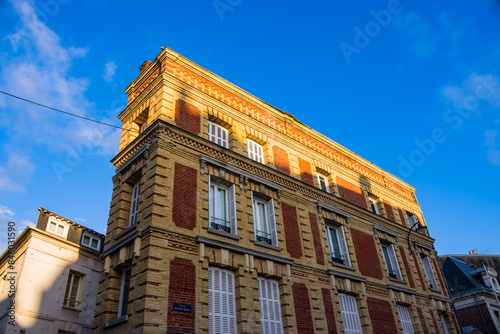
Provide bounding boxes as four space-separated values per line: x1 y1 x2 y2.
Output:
439 313 450 334
317 173 330 193
118 268 131 318
325 222 350 266
81 233 101 251
209 267 237 333
46 219 69 239
338 293 363 334
208 176 237 235
369 197 380 214
381 242 402 280
63 271 83 309
208 121 229 148
397 304 415 334
258 277 283 334
420 254 439 290
247 138 264 164
129 181 141 226
251 192 278 246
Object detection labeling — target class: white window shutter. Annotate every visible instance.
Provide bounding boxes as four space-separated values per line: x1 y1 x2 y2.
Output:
209 267 237 334
229 184 237 235
267 198 277 246
259 277 283 334
338 226 350 266
397 305 415 334
422 256 438 289
339 293 363 334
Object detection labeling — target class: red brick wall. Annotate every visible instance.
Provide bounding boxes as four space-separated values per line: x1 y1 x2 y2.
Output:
398 208 408 227
418 307 430 334
282 203 302 259
172 163 197 230
350 229 383 280
412 253 427 291
308 212 324 265
457 304 497 333
336 177 367 209
399 246 415 288
167 258 196 333
175 99 200 135
321 288 337 333
384 200 396 221
273 146 290 175
298 157 314 186
367 297 398 334
292 283 314 334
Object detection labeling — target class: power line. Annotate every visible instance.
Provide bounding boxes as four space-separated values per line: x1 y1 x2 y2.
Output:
0 90 138 133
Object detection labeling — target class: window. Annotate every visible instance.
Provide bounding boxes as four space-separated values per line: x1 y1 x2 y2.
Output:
135 108 149 134
338 293 363 334
439 313 450 334
247 139 264 163
405 211 417 226
129 181 141 226
369 198 379 214
252 194 277 246
258 277 283 334
420 254 438 290
317 173 330 193
397 305 415 334
81 233 100 251
325 221 350 266
63 271 83 308
118 268 131 318
208 121 228 148
381 242 402 280
209 177 237 235
209 267 237 334
47 220 67 238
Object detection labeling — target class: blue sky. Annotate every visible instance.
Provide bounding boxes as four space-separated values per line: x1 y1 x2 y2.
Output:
0 0 499 255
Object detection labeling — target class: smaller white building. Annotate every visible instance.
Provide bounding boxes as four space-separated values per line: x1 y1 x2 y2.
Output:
0 207 104 334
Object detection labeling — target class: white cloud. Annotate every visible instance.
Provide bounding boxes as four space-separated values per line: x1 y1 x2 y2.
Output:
73 217 87 223
393 13 439 60
103 60 117 83
484 130 500 166
0 205 15 217
0 153 36 193
442 73 500 109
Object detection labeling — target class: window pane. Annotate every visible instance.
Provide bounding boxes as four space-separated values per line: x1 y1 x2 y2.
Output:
216 188 227 221
49 222 56 232
91 238 98 249
82 235 90 246
57 224 64 236
328 227 342 261
210 186 215 222
382 245 395 276
257 202 267 233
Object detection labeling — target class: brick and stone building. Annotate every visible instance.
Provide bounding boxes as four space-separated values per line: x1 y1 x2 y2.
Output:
93 47 460 333
440 255 500 333
0 207 104 333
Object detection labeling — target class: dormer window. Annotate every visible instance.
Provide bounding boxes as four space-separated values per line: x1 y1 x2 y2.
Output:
47 220 68 238
81 233 101 251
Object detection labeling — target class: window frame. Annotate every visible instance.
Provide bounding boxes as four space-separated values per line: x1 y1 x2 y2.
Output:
208 176 237 235
420 253 439 291
208 121 229 148
209 267 237 334
325 220 350 266
247 138 264 164
405 211 417 226
439 312 450 334
397 304 415 334
380 242 402 280
317 173 330 193
46 219 68 238
63 271 83 309
118 267 131 318
338 293 363 334
81 233 100 251
128 181 141 226
251 193 278 247
369 197 380 214
258 277 283 334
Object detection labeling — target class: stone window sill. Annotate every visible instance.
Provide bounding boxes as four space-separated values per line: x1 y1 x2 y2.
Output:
207 228 240 241
102 315 128 329
254 240 281 251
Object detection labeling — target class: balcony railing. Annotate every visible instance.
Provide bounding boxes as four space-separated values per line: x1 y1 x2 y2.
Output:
210 217 231 233
256 230 272 245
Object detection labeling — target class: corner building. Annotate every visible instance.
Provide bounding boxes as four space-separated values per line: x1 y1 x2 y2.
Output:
93 47 460 334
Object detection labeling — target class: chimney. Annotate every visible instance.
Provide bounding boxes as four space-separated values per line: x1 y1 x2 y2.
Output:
139 60 151 73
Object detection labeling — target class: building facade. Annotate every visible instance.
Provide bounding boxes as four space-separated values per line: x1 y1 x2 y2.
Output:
0 207 104 334
440 255 500 333
93 47 460 333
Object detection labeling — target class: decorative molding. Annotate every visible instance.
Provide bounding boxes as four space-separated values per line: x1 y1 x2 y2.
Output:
373 224 399 238
103 230 142 257
387 284 416 295
327 269 367 282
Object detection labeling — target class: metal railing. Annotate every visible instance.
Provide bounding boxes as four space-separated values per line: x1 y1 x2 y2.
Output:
256 230 272 245
210 217 231 233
